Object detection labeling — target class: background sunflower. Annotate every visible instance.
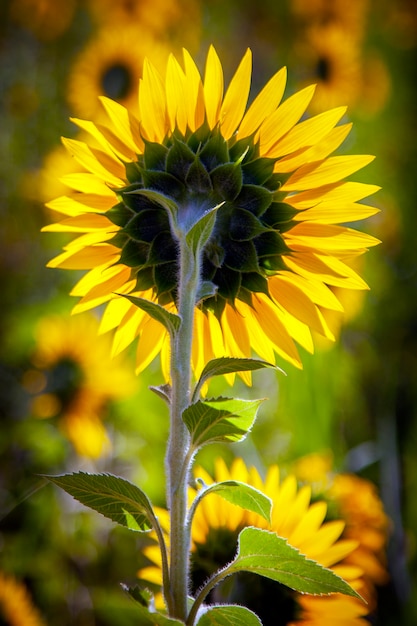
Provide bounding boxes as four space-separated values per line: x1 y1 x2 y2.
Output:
1 0 417 624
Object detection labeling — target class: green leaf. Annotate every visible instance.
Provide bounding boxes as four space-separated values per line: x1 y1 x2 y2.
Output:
183 397 263 448
196 605 262 626
195 480 271 523
194 357 281 398
130 189 180 235
118 294 181 336
121 584 154 607
196 280 218 303
185 203 223 255
45 472 156 532
226 527 363 599
149 383 171 405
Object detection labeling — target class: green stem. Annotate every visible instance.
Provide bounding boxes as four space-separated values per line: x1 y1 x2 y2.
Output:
185 567 230 626
166 234 200 621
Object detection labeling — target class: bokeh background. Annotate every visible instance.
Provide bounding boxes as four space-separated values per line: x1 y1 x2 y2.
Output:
1 0 417 624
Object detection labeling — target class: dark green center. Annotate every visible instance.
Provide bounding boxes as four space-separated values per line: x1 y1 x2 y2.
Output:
106 123 297 318
191 526 299 625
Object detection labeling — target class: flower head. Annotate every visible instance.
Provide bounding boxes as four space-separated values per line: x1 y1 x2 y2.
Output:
26 313 135 457
45 46 379 380
139 458 370 625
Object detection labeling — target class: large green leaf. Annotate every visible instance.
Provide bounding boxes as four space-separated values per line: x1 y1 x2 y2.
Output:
193 357 281 399
119 294 181 336
182 397 263 448
226 527 363 598
193 480 271 523
46 472 156 532
196 605 262 626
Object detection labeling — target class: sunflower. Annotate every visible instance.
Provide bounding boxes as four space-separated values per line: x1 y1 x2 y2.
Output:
66 27 170 121
139 458 370 625
293 23 363 112
26 313 135 458
293 453 390 607
45 46 379 382
86 0 201 47
0 571 46 626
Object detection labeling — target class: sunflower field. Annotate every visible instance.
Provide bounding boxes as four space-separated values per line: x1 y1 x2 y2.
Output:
1 0 417 625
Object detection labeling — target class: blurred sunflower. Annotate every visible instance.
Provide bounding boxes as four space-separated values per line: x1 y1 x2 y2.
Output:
25 313 135 458
139 458 370 625
294 23 363 112
293 453 390 607
67 27 170 120
86 0 201 47
290 0 370 38
45 46 379 381
0 571 46 626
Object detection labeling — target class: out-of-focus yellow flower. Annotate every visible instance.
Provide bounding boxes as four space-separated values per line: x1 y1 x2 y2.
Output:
45 46 379 382
26 313 135 458
139 457 370 625
293 452 390 608
0 571 46 626
86 0 201 48
67 27 170 121
294 23 363 112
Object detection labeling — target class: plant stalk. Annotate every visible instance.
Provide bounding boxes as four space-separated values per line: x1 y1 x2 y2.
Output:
166 234 200 621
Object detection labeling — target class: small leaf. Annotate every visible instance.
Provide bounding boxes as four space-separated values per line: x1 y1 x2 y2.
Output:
226 527 363 599
196 280 218 303
185 203 223 255
150 383 171 405
118 294 181 336
45 472 157 532
195 480 271 523
195 357 280 398
121 584 154 608
183 397 263 449
130 189 179 234
196 605 262 626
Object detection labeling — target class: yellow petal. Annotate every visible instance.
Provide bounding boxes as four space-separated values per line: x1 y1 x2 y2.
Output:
99 95 142 154
203 45 224 129
42 213 111 232
165 53 188 135
259 84 316 154
269 106 347 158
139 58 167 142
62 137 124 186
281 155 375 191
269 274 329 335
45 194 114 217
220 48 252 139
251 294 302 368
238 66 287 139
275 123 352 173
59 172 115 196
286 223 381 253
182 48 205 131
135 317 167 374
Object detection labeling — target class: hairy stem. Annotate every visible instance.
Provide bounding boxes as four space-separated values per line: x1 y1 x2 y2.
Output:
166 235 200 621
